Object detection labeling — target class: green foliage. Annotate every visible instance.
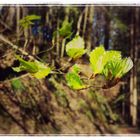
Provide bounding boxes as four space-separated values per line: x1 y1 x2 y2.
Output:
71 64 81 73
32 61 51 79
65 45 133 90
53 20 73 38
66 72 85 90
89 45 106 74
19 15 41 28
104 50 122 62
66 35 86 59
121 57 133 76
12 55 38 73
11 79 25 91
89 45 121 75
66 65 85 90
59 20 73 37
114 18 128 32
89 45 133 80
12 56 51 79
103 57 133 80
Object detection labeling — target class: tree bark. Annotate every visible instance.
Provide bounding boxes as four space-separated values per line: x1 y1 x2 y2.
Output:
130 7 138 127
86 6 94 52
104 7 110 50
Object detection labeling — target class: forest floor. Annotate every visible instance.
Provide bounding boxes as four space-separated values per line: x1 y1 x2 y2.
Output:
0 75 139 135
115 125 140 135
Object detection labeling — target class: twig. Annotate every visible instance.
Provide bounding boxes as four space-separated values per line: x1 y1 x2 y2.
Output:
0 73 30 84
61 38 66 58
23 39 28 51
76 8 86 35
77 85 103 91
16 6 20 42
0 19 12 31
56 19 60 57
36 46 54 55
0 34 35 60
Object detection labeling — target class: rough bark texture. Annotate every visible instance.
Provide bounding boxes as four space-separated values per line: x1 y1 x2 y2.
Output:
130 8 138 126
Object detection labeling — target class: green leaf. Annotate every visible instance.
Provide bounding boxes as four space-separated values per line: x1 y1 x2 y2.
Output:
89 45 106 74
25 15 41 21
59 20 72 37
102 57 133 79
66 72 85 90
12 56 51 79
71 64 81 73
33 61 51 79
12 55 38 73
66 35 86 59
121 57 133 76
12 67 23 72
90 45 122 75
103 60 122 80
104 50 121 62
19 15 41 28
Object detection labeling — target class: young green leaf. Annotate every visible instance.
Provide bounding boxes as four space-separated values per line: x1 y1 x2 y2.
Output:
66 35 86 59
66 72 85 90
13 55 38 73
12 56 51 79
71 64 81 73
25 15 41 21
19 15 41 28
59 20 73 37
121 57 133 76
102 57 133 80
104 50 122 62
89 45 122 75
32 61 51 79
89 45 106 74
102 60 122 80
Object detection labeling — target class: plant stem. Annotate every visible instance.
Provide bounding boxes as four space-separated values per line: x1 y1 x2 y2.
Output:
61 38 66 58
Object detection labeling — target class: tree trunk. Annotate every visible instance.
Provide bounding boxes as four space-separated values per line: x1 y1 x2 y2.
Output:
104 7 110 50
86 6 94 52
130 7 138 127
82 5 88 37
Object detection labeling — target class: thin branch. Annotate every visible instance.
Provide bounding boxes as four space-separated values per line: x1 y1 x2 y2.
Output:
0 34 35 60
1 73 30 84
56 18 60 57
77 85 103 91
82 5 88 37
76 7 86 35
61 38 66 58
0 19 12 31
16 6 20 42
36 46 54 55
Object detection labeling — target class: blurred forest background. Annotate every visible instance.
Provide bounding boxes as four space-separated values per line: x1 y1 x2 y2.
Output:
0 5 140 135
